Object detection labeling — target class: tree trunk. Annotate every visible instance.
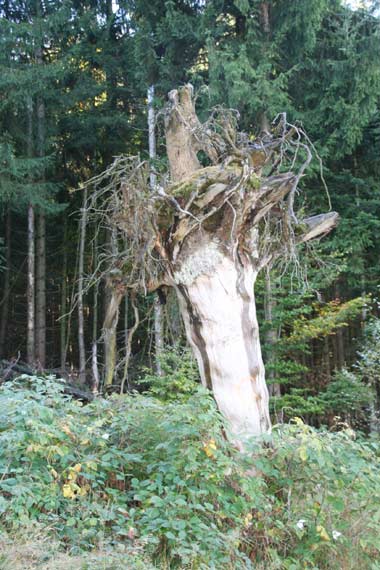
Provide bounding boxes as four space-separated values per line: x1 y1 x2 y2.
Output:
35 23 46 368
78 188 88 384
264 270 281 397
35 211 46 367
173 247 271 443
323 336 331 380
153 296 164 374
104 85 338 444
27 203 35 366
91 232 100 393
354 156 367 328
161 85 338 444
120 291 139 394
261 2 270 34
26 96 35 367
334 283 345 370
103 271 124 388
148 85 165 374
162 87 271 443
0 208 11 357
60 217 68 371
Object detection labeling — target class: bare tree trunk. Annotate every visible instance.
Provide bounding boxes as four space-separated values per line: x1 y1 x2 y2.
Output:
261 2 270 34
102 226 123 389
161 86 338 444
27 203 35 367
101 85 338 445
148 85 164 374
26 96 35 367
78 188 88 384
34 21 47 368
120 292 139 394
354 156 367 328
334 283 345 370
264 269 280 397
103 270 124 388
153 297 164 373
162 88 271 444
60 217 68 371
323 336 331 380
0 208 11 357
174 254 271 443
166 289 183 344
91 233 100 393
35 211 46 367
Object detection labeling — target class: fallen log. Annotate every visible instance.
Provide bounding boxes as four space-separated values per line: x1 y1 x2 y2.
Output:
0 359 94 402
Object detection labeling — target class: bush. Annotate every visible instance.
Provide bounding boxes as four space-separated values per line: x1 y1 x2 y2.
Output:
0 376 379 569
318 368 373 427
271 368 374 430
137 345 199 401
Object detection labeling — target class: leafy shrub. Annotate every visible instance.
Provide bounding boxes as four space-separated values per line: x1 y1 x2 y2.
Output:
137 345 199 401
272 369 374 429
0 375 379 569
318 368 373 427
356 317 380 431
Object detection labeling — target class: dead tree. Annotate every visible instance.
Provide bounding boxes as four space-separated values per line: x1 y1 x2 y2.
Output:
84 85 338 445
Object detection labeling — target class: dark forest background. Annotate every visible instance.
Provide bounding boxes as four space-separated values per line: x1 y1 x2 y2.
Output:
1 0 380 429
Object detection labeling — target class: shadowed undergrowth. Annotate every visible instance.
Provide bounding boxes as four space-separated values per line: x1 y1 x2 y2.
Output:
0 376 379 569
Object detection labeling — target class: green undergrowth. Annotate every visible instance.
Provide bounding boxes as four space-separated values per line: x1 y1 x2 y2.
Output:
0 376 379 569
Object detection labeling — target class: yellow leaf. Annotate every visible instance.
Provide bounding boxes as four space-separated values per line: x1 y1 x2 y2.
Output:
293 417 304 426
203 439 217 458
61 424 72 435
62 484 75 499
316 525 330 541
299 447 307 462
50 468 58 479
78 484 90 497
73 463 82 473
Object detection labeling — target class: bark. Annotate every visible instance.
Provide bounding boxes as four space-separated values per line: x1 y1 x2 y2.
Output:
334 283 345 370
91 233 100 394
153 296 164 374
173 244 271 443
26 96 35 367
103 270 124 388
60 217 68 371
261 2 270 34
0 208 11 357
78 188 88 384
264 270 281 398
102 226 125 389
323 336 331 380
35 23 46 368
35 211 46 367
148 85 165 374
92 340 100 394
27 203 35 367
354 157 368 327
120 291 139 394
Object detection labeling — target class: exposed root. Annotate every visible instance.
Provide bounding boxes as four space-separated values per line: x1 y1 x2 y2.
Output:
79 86 337 295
